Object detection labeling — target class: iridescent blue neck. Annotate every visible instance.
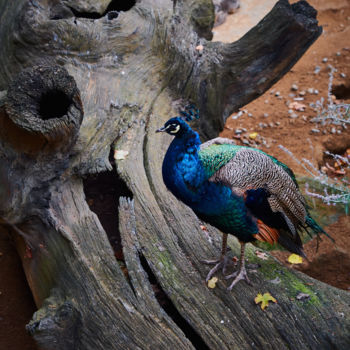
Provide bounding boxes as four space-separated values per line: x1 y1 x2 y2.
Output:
162 127 204 204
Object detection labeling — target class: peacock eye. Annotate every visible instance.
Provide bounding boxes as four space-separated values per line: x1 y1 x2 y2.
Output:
169 124 180 134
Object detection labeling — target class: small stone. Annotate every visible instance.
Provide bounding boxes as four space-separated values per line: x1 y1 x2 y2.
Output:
314 89 319 95
248 113 253 117
264 99 269 104
314 66 321 74
337 130 342 134
296 292 310 300
268 122 274 127
263 113 269 118
277 95 283 100
299 90 306 96
289 93 296 98
291 84 298 91
275 122 280 126
294 97 305 101
311 128 320 133
242 139 250 145
340 73 347 78
289 113 298 119
275 91 280 96
336 52 341 56
307 88 314 94
302 115 308 121
235 128 243 134
322 57 328 63
331 127 336 134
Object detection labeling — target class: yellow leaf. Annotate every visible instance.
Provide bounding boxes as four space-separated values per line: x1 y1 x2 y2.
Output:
207 277 218 289
249 132 258 140
287 253 303 264
255 292 277 310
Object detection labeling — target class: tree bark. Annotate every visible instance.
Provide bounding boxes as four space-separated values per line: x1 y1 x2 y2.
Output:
0 0 349 349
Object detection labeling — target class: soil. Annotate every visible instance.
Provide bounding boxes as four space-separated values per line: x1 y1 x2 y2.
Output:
0 1 349 350
216 0 350 290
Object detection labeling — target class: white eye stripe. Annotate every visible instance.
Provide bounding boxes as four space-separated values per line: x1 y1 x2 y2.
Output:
169 125 180 133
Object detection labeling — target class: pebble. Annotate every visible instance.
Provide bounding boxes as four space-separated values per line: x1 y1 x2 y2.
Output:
264 99 269 104
242 139 250 145
275 122 281 126
307 88 314 94
277 95 283 100
288 109 294 114
263 113 269 118
299 90 306 96
331 127 336 134
268 122 274 127
275 91 280 96
336 52 341 56
302 115 308 121
337 130 342 134
340 72 347 78
289 93 296 98
291 84 298 91
294 97 304 101
322 57 328 63
314 66 321 74
289 113 298 119
311 128 320 133
248 113 253 117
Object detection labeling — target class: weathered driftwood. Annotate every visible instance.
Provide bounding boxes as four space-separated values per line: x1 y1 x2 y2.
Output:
0 0 349 349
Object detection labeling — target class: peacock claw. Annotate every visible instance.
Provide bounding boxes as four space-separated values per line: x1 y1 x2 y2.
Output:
202 254 233 282
225 267 252 290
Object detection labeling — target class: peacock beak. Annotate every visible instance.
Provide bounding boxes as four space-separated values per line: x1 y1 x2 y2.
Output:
156 126 166 133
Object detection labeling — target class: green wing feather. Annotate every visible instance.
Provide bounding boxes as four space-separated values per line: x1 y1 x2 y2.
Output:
199 143 298 187
198 144 242 178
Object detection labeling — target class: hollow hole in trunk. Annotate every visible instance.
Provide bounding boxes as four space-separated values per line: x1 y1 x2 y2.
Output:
38 90 72 120
82 150 133 259
68 0 136 20
139 253 210 350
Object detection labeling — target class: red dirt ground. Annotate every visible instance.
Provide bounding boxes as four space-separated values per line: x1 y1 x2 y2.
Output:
0 1 349 349
219 0 350 290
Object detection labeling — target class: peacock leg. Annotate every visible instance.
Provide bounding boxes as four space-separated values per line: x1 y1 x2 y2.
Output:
203 233 232 282
225 242 252 290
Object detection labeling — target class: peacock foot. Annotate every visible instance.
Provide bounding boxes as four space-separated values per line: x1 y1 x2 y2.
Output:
225 266 252 290
202 253 234 282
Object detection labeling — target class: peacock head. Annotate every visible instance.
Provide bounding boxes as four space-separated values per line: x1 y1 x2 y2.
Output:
156 117 192 137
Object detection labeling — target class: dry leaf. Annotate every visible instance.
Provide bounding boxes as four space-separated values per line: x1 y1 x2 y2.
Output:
288 101 306 111
208 277 218 289
114 150 129 160
255 250 268 260
249 132 258 140
287 253 303 264
195 44 204 53
255 292 277 310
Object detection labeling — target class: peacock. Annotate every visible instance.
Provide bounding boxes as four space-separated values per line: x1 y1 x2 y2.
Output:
156 107 332 290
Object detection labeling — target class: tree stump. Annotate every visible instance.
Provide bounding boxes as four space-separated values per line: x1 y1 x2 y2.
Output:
0 0 349 349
